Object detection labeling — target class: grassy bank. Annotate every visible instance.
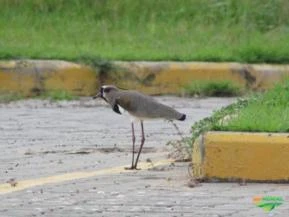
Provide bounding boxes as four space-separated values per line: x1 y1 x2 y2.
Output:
1 0 289 63
214 80 289 132
190 80 289 146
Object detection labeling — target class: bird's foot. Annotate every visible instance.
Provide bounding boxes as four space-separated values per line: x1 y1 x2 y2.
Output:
124 166 141 170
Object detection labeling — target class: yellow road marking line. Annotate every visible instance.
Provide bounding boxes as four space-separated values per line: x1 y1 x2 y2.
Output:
0 159 173 195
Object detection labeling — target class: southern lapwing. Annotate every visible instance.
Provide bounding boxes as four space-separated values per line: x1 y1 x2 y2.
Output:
94 85 186 170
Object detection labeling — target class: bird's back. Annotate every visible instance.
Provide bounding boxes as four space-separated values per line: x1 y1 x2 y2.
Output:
116 90 185 121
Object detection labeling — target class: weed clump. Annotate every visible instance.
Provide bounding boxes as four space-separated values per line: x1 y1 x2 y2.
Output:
190 79 289 150
183 80 242 97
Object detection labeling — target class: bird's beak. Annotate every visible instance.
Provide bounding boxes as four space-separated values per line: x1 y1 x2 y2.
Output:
92 92 101 99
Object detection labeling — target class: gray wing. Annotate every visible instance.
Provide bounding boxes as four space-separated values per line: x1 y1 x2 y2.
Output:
116 91 184 120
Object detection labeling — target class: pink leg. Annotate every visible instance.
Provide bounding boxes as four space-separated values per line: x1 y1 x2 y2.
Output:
125 122 136 170
134 121 145 169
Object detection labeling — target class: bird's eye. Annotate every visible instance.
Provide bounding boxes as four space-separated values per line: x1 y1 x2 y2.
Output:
104 88 111 93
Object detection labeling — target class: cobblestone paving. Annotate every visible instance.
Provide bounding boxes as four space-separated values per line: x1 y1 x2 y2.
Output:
1 97 288 217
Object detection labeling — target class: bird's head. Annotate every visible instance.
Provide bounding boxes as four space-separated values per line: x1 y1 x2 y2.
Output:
93 85 119 102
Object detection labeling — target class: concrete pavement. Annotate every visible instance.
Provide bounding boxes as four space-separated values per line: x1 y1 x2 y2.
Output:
1 96 288 217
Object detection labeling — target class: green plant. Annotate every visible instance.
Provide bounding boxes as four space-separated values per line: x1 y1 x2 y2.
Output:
183 80 242 97
0 0 289 62
40 90 79 101
190 98 249 147
215 80 289 132
0 93 24 103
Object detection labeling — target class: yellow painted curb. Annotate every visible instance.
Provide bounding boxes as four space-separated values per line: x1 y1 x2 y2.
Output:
1 60 289 96
192 131 289 182
0 159 173 195
0 60 97 96
110 62 289 94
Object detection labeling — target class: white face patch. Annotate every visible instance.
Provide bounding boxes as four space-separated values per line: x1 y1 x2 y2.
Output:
100 85 117 102
101 85 109 100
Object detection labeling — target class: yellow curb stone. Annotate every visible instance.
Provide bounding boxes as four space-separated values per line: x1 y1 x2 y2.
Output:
110 62 289 94
109 62 246 94
43 67 97 96
1 60 289 96
192 131 289 182
0 68 35 96
0 60 97 96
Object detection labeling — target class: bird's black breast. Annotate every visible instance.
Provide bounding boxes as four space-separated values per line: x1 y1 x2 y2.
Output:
113 103 122 114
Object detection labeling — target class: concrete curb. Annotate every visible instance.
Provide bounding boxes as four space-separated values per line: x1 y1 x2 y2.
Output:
111 61 289 94
0 60 97 96
192 131 289 182
1 60 289 96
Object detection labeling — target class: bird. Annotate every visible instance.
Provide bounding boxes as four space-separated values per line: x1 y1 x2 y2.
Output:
93 85 186 170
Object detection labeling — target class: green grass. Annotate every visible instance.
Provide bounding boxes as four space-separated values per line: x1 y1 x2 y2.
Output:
39 90 79 101
189 80 289 148
214 81 289 132
0 93 24 103
183 80 242 97
190 98 249 147
0 0 289 62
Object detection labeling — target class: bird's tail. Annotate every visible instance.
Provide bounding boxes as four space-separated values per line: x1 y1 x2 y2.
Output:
178 114 186 121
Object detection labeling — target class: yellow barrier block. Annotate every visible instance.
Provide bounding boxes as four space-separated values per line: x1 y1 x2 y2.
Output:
109 62 289 95
0 69 35 96
2 60 289 96
44 66 97 96
192 132 289 182
109 62 246 94
154 62 245 94
0 60 97 96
